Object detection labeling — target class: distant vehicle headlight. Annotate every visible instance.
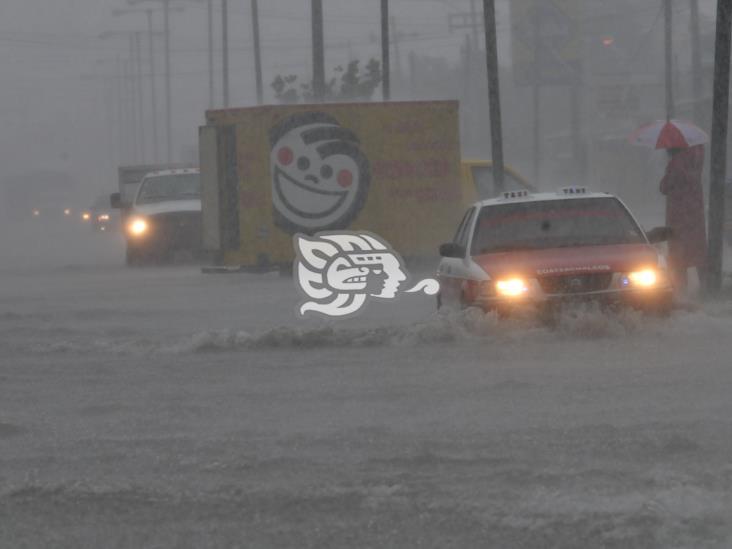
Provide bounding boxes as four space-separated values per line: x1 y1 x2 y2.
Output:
626 269 658 288
128 217 148 237
98 213 110 221
64 208 71 216
82 212 91 221
32 209 40 217
495 277 529 297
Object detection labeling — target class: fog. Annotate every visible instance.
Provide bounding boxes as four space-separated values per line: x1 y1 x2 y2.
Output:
2 1 732 548
0 1 721 240
1 1 469 206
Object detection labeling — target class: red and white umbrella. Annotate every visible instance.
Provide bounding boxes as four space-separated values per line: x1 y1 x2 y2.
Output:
627 119 709 149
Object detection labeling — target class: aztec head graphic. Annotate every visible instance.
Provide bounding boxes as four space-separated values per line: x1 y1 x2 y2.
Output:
293 231 438 318
269 112 370 234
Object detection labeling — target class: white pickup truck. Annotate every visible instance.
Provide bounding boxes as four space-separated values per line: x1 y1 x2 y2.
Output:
111 168 202 265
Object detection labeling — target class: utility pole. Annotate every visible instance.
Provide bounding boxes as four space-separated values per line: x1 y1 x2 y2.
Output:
113 6 164 162
163 0 172 161
127 0 193 160
312 0 326 101
390 16 403 85
463 34 472 148
127 36 141 163
94 57 127 164
123 59 137 163
222 0 230 107
115 57 126 165
207 0 214 108
483 0 504 192
706 0 732 293
146 9 159 162
408 50 417 96
381 0 390 101
134 31 146 163
102 76 116 169
251 0 263 104
690 0 703 123
463 34 471 100
664 0 675 120
101 31 145 163
532 6 541 184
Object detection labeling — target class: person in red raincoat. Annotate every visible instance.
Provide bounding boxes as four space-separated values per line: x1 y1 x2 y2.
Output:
659 144 707 290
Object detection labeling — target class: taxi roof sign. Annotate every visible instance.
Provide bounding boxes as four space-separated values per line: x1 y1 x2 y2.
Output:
502 190 530 200
559 186 587 195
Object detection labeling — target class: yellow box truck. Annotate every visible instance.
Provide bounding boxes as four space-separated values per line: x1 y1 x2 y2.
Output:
200 101 467 270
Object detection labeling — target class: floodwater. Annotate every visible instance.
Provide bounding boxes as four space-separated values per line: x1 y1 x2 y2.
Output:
1 220 732 548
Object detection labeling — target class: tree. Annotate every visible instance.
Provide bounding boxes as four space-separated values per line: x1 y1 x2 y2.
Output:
270 58 383 104
271 74 300 104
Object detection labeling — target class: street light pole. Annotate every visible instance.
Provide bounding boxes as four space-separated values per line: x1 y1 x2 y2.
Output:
128 36 141 163
482 0 504 192
312 0 325 101
664 0 675 120
113 6 164 162
123 59 136 163
207 0 214 108
222 0 229 107
115 57 126 164
146 9 159 162
706 0 732 293
126 0 187 161
163 0 172 161
381 0 390 101
690 0 703 124
532 6 541 185
251 0 263 105
134 31 146 163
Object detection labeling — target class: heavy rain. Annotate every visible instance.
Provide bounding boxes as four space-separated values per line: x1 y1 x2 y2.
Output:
1 1 732 547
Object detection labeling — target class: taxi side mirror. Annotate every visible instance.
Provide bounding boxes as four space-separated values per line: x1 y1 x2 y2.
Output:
110 193 122 209
439 242 466 258
647 226 674 244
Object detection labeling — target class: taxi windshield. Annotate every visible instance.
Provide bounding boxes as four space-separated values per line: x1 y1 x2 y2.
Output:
136 173 200 204
471 197 645 255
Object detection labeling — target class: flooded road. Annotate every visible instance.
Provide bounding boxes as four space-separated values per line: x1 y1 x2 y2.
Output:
1 227 731 547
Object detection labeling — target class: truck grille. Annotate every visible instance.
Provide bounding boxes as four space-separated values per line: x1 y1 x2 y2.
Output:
538 273 613 295
150 212 202 249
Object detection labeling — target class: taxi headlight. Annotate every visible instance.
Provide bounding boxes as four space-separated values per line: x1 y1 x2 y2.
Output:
98 213 110 221
627 269 658 288
495 277 529 297
128 217 148 237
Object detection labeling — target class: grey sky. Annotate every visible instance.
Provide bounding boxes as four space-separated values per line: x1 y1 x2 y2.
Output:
0 0 717 200
0 1 469 194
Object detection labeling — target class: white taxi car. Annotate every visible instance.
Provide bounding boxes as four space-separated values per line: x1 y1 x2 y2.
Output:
437 188 675 314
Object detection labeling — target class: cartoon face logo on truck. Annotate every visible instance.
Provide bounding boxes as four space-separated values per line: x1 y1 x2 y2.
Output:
269 112 371 234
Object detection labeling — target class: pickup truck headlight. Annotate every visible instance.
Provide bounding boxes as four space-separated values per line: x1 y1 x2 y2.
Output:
128 217 148 237
626 269 658 288
495 277 529 297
